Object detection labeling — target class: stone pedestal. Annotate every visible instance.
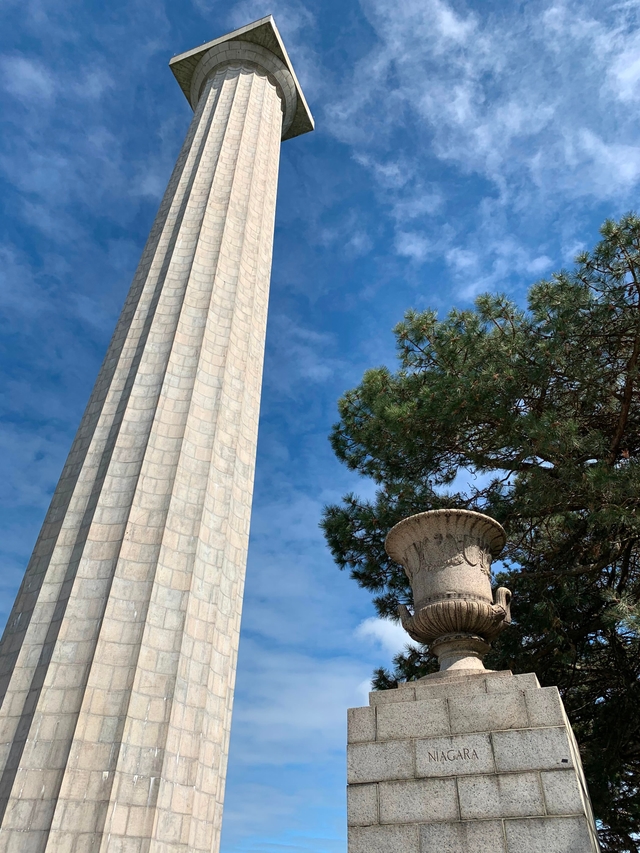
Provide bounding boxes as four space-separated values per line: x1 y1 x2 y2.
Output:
0 16 312 853
347 671 600 853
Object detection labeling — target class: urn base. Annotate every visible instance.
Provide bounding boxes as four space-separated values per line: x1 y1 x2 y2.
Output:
430 632 491 672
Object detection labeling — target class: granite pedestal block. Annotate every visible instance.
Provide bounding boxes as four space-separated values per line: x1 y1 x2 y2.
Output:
347 671 600 853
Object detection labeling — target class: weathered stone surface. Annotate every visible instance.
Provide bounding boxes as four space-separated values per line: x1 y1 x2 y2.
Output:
347 707 376 744
417 669 508 689
379 778 458 824
541 771 585 816
420 820 507 853
349 824 419 853
458 772 545 819
448 690 528 734
369 687 415 705
347 784 378 827
347 740 414 784
524 686 565 727
492 727 574 773
414 678 490 701
504 816 596 853
415 733 495 777
486 672 539 692
376 698 449 741
0 16 312 853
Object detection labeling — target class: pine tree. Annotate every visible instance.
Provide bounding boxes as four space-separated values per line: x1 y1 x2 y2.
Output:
322 214 640 852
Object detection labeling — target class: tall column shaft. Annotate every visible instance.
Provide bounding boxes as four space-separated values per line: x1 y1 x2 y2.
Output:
0 20 312 853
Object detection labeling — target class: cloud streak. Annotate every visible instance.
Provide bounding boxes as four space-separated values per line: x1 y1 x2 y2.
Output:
328 0 640 294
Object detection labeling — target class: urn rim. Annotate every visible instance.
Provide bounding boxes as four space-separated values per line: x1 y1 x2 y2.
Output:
384 509 506 565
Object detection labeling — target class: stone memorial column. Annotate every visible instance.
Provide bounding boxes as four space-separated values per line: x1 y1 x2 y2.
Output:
0 16 313 853
347 510 601 853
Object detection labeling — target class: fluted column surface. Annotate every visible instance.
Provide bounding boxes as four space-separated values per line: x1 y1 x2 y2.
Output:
0 55 283 853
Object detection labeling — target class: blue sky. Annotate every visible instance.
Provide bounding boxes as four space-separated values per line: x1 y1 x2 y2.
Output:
1 0 639 851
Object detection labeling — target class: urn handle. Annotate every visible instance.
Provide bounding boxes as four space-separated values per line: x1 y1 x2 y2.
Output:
492 586 512 625
397 603 423 644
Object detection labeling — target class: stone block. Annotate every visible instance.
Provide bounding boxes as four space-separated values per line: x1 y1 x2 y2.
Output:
458 771 545 819
369 688 414 706
379 778 458 824
419 669 502 687
541 770 585 816
349 824 419 853
492 727 573 773
504 815 597 853
490 672 540 691
420 819 507 853
524 687 565 727
415 733 494 777
376 698 450 741
448 690 528 734
347 784 378 826
414 678 488 702
347 740 414 784
348 707 376 744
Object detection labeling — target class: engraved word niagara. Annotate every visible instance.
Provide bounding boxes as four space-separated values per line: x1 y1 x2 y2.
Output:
426 747 480 763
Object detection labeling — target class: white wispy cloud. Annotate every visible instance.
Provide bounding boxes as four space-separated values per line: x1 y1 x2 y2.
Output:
231 643 365 765
221 778 344 852
328 0 640 292
263 314 347 395
0 55 56 100
355 616 411 656
395 231 432 262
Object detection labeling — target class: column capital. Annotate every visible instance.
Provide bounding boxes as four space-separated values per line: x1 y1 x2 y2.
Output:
170 16 314 141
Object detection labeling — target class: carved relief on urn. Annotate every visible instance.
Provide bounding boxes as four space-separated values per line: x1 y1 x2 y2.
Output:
385 510 512 673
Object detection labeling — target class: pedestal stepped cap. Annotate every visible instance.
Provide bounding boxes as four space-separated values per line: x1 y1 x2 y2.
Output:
170 15 314 141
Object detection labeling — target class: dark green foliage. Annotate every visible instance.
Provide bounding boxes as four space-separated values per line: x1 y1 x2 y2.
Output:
322 214 640 852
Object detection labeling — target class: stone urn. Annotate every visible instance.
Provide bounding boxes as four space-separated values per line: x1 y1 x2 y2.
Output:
385 509 512 673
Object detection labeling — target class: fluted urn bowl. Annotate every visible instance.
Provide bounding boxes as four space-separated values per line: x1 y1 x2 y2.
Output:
385 509 512 672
